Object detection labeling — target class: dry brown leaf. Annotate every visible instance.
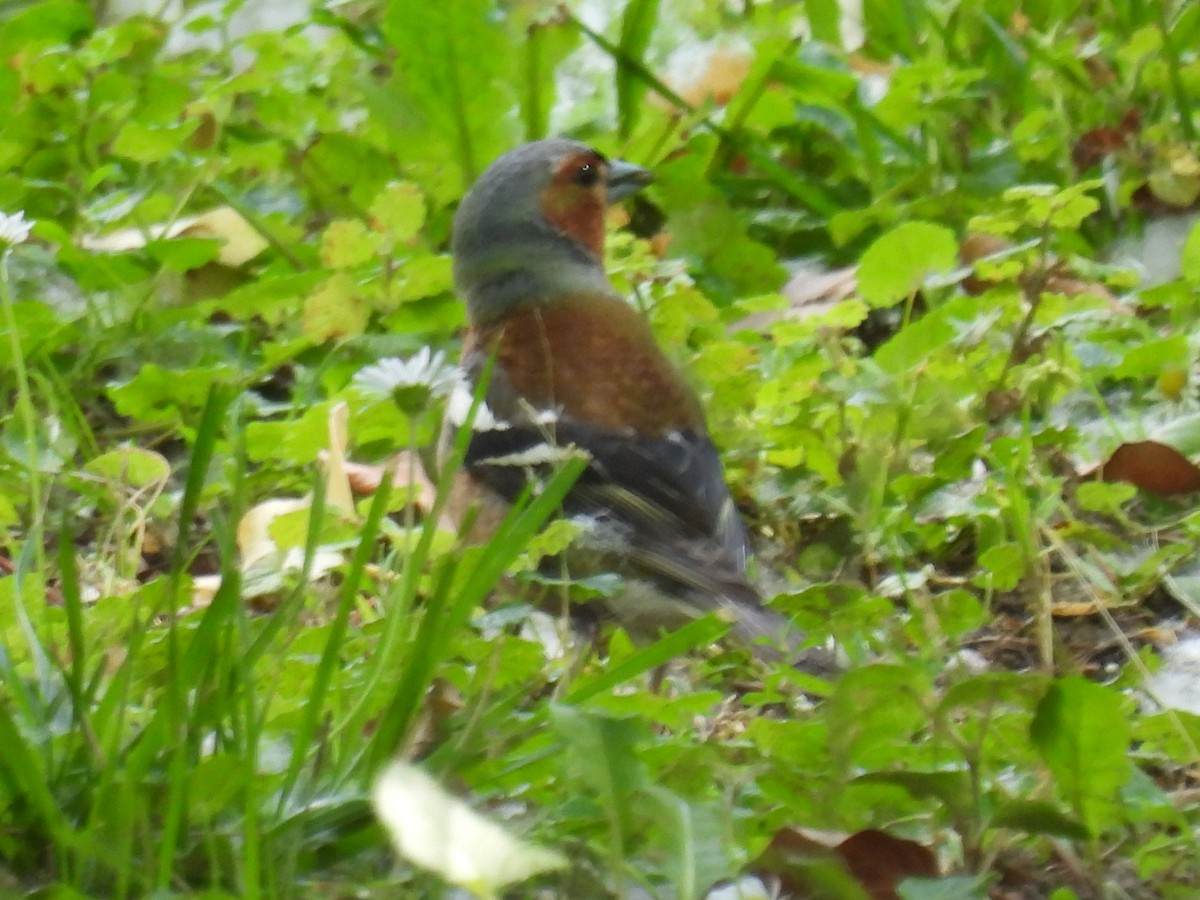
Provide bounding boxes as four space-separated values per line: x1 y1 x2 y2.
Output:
837 829 940 900
1099 440 1200 496
754 826 939 900
730 265 858 332
1051 601 1102 618
1072 125 1129 171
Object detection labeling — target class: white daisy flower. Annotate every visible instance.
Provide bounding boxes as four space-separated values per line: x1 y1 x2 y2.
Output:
354 348 463 415
0 211 34 246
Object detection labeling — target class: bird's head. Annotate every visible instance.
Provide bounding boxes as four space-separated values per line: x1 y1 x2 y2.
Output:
452 138 654 324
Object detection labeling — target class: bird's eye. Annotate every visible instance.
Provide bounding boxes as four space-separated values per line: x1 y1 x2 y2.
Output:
573 162 601 187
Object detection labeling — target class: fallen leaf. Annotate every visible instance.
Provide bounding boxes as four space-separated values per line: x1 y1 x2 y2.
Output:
754 826 939 900
1051 601 1102 618
80 206 268 267
372 761 566 898
237 496 314 569
838 829 939 899
323 402 355 515
730 265 858 332
1072 125 1128 171
1099 440 1200 496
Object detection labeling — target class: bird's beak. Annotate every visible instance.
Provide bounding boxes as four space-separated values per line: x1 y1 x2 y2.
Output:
606 159 654 203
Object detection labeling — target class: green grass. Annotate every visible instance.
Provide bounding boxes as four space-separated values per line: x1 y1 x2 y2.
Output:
1 0 1200 897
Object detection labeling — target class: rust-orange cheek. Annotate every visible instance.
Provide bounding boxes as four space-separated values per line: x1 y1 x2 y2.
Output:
539 182 606 258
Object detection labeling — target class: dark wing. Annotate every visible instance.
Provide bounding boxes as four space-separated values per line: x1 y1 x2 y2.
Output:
466 413 748 563
450 381 836 670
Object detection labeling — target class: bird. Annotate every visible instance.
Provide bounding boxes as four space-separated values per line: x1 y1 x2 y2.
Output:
444 137 827 668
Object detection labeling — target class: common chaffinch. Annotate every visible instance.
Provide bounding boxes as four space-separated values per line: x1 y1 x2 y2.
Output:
445 138 820 666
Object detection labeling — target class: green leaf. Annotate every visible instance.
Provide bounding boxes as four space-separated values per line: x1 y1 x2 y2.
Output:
853 769 973 820
550 705 647 808
1113 334 1189 380
395 254 455 302
320 219 380 269
615 0 660 138
144 237 222 272
110 118 199 163
302 273 370 342
519 11 579 139
1074 481 1137 516
0 0 92 56
653 133 785 295
244 403 332 465
369 181 427 245
990 798 1089 840
871 291 970 374
857 221 959 307
85 446 170 488
827 665 932 767
641 786 730 899
109 364 231 428
975 542 1025 592
380 0 519 194
1030 677 1132 836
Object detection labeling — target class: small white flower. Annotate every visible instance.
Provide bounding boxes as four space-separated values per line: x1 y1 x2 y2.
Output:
0 211 34 245
372 761 567 899
355 347 461 396
354 348 463 415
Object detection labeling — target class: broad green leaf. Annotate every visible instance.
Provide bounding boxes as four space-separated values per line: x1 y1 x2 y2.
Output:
320 219 379 269
369 181 426 245
871 291 964 374
857 221 958 307
0 0 92 56
828 665 932 768
641 786 730 899
110 118 199 163
143 237 221 272
975 542 1025 592
244 402 332 465
1074 481 1137 516
380 0 519 195
1030 677 1131 836
852 769 973 820
550 705 647 810
85 447 170 488
653 133 785 296
395 254 455 302
616 0 660 138
1113 334 1189 380
989 799 1089 840
109 364 231 427
302 273 369 342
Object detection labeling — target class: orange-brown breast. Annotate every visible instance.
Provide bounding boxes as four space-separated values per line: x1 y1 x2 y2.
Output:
473 294 705 436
